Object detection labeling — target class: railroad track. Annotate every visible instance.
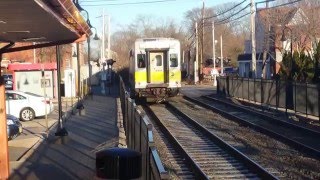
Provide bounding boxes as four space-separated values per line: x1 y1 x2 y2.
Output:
141 105 198 179
184 95 320 159
145 104 277 179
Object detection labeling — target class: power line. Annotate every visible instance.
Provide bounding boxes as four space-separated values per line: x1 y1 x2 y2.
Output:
207 0 296 26
81 0 118 2
203 0 300 26
202 11 250 27
187 0 300 47
188 32 195 40
204 0 248 20
257 0 302 11
217 12 250 25
81 0 178 6
215 3 250 24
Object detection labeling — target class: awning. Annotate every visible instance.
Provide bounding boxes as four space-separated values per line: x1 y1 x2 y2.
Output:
0 0 91 45
8 63 57 71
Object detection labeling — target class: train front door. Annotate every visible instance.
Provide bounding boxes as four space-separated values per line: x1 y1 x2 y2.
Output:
149 51 166 84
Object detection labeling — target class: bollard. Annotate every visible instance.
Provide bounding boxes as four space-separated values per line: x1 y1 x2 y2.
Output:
96 148 141 180
76 101 85 116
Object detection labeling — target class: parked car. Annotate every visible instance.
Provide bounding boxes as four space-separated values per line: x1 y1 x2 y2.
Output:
7 114 22 140
5 90 54 121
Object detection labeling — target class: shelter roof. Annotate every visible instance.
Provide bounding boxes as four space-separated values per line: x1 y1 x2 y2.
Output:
0 0 91 43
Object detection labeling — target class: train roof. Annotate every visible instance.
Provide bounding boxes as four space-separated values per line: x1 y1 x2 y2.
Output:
135 38 180 50
135 38 179 43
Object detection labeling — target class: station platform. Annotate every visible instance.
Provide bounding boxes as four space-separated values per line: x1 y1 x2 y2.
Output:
9 84 120 180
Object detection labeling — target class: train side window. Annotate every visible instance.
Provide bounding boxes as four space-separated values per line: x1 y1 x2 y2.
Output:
156 55 162 66
170 54 178 67
137 54 146 68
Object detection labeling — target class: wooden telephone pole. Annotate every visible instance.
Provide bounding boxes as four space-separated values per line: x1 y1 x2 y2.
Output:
262 0 270 79
251 0 257 78
195 22 199 84
200 0 205 82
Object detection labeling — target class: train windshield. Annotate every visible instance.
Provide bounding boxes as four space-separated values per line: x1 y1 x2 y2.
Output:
170 54 178 67
137 54 146 68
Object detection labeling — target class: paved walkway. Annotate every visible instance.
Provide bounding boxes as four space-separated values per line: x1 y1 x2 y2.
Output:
9 85 119 180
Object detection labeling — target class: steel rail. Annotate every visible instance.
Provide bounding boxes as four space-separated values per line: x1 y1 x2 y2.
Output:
204 96 320 135
166 102 278 179
184 95 320 159
144 105 209 180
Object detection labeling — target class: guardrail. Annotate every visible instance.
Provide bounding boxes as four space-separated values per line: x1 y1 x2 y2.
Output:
119 76 169 180
217 76 320 120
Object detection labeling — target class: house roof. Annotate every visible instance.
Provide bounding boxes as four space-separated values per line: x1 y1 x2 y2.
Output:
0 0 91 43
238 53 269 61
257 7 299 27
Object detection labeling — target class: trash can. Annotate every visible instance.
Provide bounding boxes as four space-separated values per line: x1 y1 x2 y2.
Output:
76 101 85 116
96 148 141 179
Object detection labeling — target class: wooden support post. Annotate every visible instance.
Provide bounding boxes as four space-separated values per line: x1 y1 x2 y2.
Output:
0 53 9 179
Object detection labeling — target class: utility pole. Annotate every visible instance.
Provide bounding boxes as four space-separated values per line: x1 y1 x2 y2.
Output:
195 22 199 84
182 50 185 64
212 22 215 70
97 9 112 94
220 35 223 75
200 0 205 83
102 8 105 61
97 9 111 66
262 0 270 79
251 0 256 78
107 15 111 59
212 21 217 86
187 47 191 80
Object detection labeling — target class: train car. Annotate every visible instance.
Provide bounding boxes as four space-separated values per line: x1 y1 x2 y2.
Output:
129 38 181 102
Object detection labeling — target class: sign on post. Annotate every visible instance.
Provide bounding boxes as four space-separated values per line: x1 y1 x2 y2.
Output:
41 79 51 88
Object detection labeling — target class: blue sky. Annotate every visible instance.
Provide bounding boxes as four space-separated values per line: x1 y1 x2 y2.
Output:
80 0 238 34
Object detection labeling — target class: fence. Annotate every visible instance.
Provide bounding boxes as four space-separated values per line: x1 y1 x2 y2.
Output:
217 76 320 120
119 77 169 180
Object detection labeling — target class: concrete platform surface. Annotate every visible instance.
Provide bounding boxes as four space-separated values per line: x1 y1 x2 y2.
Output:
9 95 118 180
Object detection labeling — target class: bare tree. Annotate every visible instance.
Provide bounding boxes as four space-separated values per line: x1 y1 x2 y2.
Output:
184 2 249 67
111 15 188 73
